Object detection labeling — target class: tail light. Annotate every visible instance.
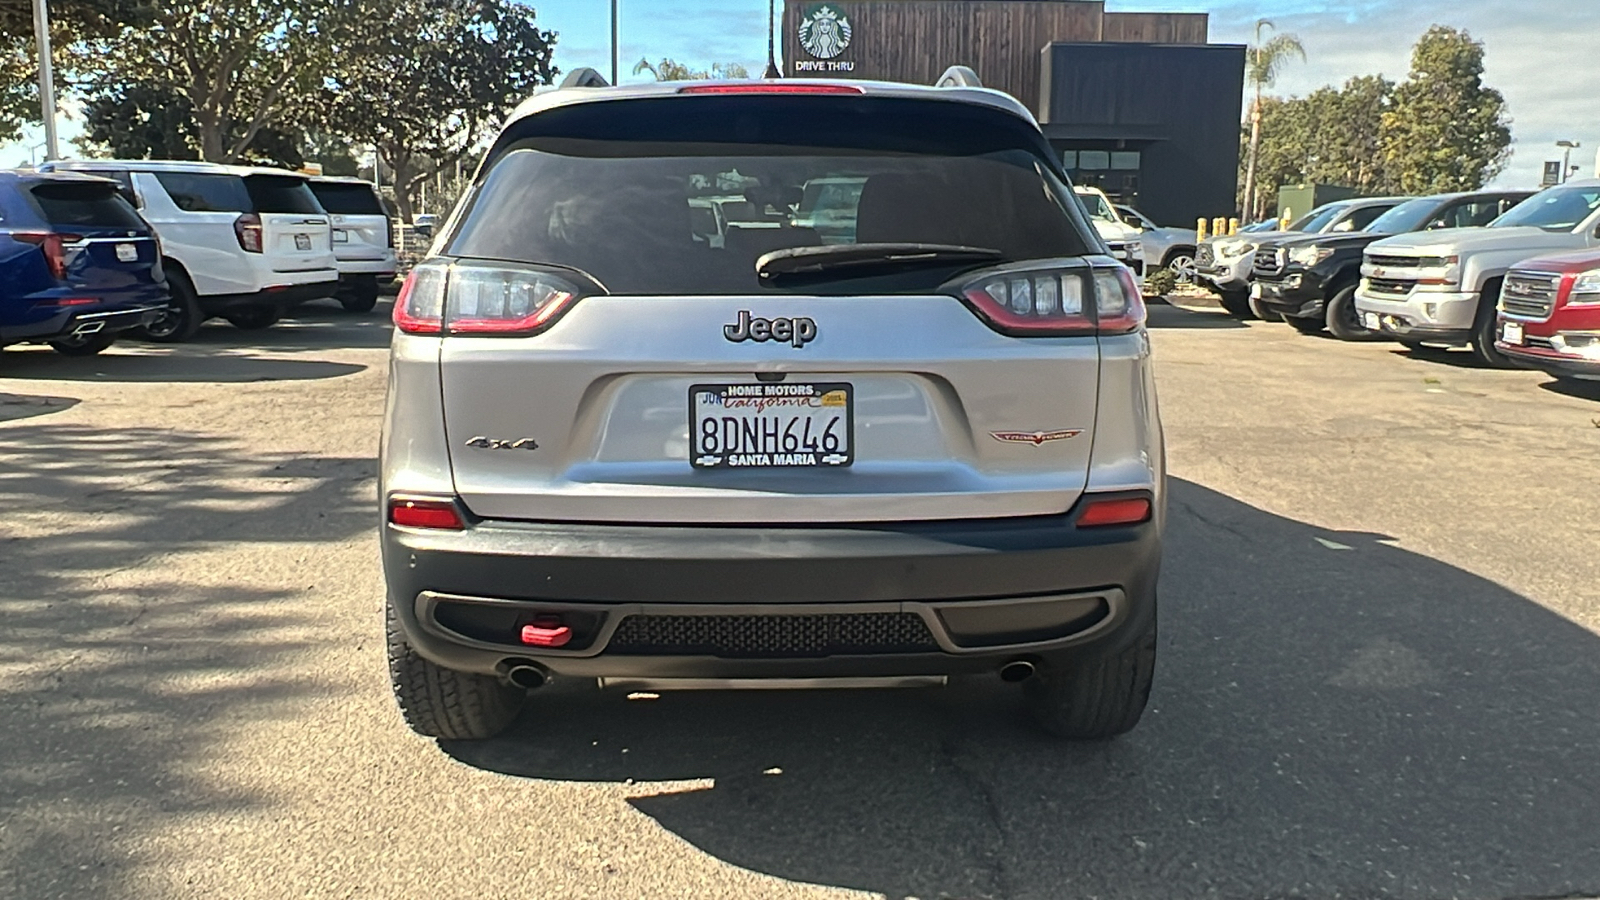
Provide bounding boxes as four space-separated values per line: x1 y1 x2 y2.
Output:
392 259 590 336
14 231 82 280
234 213 263 253
957 261 1146 336
387 495 466 530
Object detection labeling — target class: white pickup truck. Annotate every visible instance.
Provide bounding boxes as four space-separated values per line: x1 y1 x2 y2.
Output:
1355 180 1600 365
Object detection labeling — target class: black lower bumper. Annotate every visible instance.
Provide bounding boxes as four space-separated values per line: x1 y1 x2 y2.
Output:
382 510 1162 678
0 304 163 344
198 281 338 315
1377 320 1469 342
1255 281 1325 318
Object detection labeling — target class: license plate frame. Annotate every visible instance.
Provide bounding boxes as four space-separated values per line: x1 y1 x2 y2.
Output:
1363 312 1382 330
1501 321 1524 345
115 242 137 263
689 382 854 470
294 233 311 251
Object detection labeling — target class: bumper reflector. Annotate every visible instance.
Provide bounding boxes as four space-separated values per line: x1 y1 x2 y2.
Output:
520 619 573 648
388 497 465 530
1076 497 1153 528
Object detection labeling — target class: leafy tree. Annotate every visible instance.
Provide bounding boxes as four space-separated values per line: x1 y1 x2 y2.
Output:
633 58 750 81
75 0 332 162
322 0 556 220
1303 75 1395 195
1240 20 1305 220
77 79 305 166
0 0 151 145
1379 26 1511 193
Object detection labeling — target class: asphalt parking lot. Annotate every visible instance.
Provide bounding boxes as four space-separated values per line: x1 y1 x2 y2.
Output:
3 297 1599 900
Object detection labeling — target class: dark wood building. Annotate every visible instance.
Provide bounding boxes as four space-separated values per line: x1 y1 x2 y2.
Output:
782 0 1245 227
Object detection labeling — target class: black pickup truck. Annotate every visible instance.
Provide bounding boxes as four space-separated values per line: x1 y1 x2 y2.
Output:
1251 190 1532 339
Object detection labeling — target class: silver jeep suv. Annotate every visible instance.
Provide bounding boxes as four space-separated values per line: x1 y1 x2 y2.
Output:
380 72 1165 741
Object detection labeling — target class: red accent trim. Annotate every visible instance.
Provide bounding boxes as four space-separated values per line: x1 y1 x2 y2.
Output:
520 621 573 648
677 83 866 95
1076 497 1153 528
387 497 464 530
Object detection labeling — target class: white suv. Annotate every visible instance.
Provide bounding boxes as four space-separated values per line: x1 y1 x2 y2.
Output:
39 160 338 340
308 176 397 312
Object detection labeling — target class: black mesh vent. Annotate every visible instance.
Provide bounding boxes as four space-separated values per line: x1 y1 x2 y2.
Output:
606 612 940 658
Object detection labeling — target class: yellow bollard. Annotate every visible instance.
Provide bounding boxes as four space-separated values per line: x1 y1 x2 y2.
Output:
1197 218 1208 241
1280 208 1293 230
1228 218 1239 235
1212 218 1226 239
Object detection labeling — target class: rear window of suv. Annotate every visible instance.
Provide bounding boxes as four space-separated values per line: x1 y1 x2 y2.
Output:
447 95 1094 294
154 172 252 212
29 182 146 230
309 181 385 215
243 175 323 214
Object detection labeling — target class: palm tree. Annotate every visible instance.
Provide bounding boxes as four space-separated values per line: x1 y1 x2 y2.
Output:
1241 21 1306 221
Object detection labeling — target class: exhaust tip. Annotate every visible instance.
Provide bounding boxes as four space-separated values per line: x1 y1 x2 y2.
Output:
999 660 1036 683
503 660 549 690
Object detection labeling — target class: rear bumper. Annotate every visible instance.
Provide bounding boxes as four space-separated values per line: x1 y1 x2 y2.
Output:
382 508 1161 679
0 302 164 343
198 280 339 314
334 253 398 278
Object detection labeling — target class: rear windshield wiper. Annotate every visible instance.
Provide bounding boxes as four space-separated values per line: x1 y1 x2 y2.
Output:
756 243 1005 281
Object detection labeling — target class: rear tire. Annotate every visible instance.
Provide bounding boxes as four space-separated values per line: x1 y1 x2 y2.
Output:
1162 249 1196 284
386 598 524 740
48 332 117 356
138 269 203 343
1025 611 1156 740
1217 291 1255 319
340 279 380 313
1324 286 1381 341
1470 283 1516 368
1284 314 1325 335
226 307 281 330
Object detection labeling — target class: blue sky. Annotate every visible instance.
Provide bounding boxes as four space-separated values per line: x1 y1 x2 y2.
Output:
8 0 1597 188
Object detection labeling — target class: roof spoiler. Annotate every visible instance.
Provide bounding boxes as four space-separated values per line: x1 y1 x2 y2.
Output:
560 68 611 89
934 66 983 88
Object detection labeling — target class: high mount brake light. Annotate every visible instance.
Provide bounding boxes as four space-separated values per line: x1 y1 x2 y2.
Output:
676 83 866 95
392 259 588 337
959 262 1146 336
234 213 264 253
14 231 81 279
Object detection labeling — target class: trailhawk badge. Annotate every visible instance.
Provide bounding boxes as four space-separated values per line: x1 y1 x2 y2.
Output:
991 429 1084 446
799 4 853 60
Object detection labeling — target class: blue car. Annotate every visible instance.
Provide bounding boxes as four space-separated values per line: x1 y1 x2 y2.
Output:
0 170 168 356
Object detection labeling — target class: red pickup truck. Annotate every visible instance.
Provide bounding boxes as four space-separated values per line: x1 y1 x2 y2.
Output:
1496 249 1600 383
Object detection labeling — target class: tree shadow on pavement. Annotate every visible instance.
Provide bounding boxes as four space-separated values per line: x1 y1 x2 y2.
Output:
0 423 375 898
181 299 396 353
0 347 366 383
444 478 1600 900
0 391 79 422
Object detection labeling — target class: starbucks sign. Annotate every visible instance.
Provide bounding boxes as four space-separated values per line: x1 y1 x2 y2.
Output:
796 4 856 72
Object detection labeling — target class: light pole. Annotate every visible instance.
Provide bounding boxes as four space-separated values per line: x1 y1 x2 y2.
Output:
764 0 781 78
610 0 618 85
1557 140 1581 183
31 0 59 161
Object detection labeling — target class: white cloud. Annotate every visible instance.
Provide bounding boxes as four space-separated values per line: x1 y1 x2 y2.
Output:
1123 0 1600 188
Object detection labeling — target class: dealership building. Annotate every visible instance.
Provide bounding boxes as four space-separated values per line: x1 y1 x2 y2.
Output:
782 0 1246 228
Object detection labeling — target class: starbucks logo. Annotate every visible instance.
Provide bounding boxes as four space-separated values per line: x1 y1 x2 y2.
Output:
799 4 853 60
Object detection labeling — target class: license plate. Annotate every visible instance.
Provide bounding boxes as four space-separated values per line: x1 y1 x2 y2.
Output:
690 383 853 469
115 242 137 262
1502 322 1524 345
332 229 349 243
294 234 311 251
1363 312 1381 330
1249 282 1262 299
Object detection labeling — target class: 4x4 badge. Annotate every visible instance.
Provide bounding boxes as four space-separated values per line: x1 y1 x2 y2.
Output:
723 310 817 348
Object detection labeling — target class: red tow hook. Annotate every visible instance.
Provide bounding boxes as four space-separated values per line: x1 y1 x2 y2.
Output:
520 617 572 648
